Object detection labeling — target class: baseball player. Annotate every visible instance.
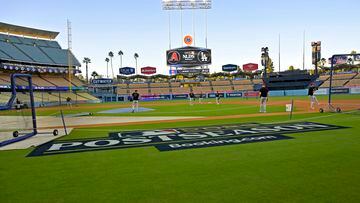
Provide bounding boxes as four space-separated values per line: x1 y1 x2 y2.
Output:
131 90 140 113
308 84 319 110
259 84 269 113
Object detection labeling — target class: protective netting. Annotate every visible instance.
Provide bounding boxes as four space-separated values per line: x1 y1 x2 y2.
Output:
0 75 36 144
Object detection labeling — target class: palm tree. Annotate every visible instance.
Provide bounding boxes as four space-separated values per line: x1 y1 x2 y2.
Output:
105 58 110 78
108 51 114 78
91 71 99 79
134 53 139 75
118 50 124 69
82 57 91 84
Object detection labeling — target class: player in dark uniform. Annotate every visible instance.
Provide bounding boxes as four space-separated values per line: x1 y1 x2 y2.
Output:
215 91 220 105
308 84 319 110
189 91 195 106
66 97 72 108
132 90 140 113
259 84 269 113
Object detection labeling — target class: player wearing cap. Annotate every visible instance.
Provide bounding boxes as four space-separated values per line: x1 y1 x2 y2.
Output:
189 91 195 106
259 84 269 113
308 84 319 110
215 91 220 105
132 90 140 113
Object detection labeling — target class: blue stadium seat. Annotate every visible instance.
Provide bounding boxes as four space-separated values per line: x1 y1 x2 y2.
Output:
0 50 12 59
46 41 61 49
35 39 50 47
0 41 33 62
17 37 37 46
13 43 54 64
7 36 23 44
39 47 80 66
0 33 79 66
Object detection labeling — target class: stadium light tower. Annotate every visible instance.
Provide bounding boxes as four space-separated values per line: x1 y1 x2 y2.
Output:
261 47 269 77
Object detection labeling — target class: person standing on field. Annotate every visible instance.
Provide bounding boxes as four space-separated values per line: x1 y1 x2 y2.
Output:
66 96 72 108
308 84 319 110
215 91 220 105
132 90 140 113
189 91 195 106
259 84 269 113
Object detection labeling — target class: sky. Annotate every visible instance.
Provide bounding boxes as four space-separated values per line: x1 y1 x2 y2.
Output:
1 0 359 77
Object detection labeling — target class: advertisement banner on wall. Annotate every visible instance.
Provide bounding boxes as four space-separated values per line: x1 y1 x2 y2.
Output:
314 88 328 95
91 78 113 85
172 94 189 99
350 87 360 94
242 63 259 72
331 88 350 94
244 91 258 97
222 64 238 72
226 92 243 98
141 67 156 75
119 67 135 75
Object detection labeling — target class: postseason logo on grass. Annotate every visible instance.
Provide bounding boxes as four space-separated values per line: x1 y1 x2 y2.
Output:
29 122 346 156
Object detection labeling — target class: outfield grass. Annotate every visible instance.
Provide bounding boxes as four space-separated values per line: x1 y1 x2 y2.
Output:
0 96 360 202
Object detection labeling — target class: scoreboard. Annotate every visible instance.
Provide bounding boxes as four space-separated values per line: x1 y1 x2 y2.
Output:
167 46 211 67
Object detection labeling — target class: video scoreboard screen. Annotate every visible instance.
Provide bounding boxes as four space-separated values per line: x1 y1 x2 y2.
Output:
167 46 211 67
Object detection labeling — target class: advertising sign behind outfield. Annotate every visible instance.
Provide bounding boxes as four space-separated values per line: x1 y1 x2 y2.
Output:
141 66 156 75
243 63 259 72
29 122 346 156
222 64 238 72
119 67 135 75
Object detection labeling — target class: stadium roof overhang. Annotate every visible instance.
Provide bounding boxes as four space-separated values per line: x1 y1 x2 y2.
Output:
0 22 59 39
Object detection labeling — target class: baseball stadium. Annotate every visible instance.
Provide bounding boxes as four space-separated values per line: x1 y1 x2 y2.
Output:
1 1 360 202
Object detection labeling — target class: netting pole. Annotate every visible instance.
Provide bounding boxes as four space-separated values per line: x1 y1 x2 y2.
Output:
28 76 37 134
328 56 334 107
60 110 68 136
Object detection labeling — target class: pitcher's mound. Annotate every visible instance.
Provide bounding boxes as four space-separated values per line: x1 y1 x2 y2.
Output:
99 107 154 114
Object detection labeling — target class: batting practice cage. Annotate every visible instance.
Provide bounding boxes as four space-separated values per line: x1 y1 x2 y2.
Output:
319 53 360 114
0 74 61 147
